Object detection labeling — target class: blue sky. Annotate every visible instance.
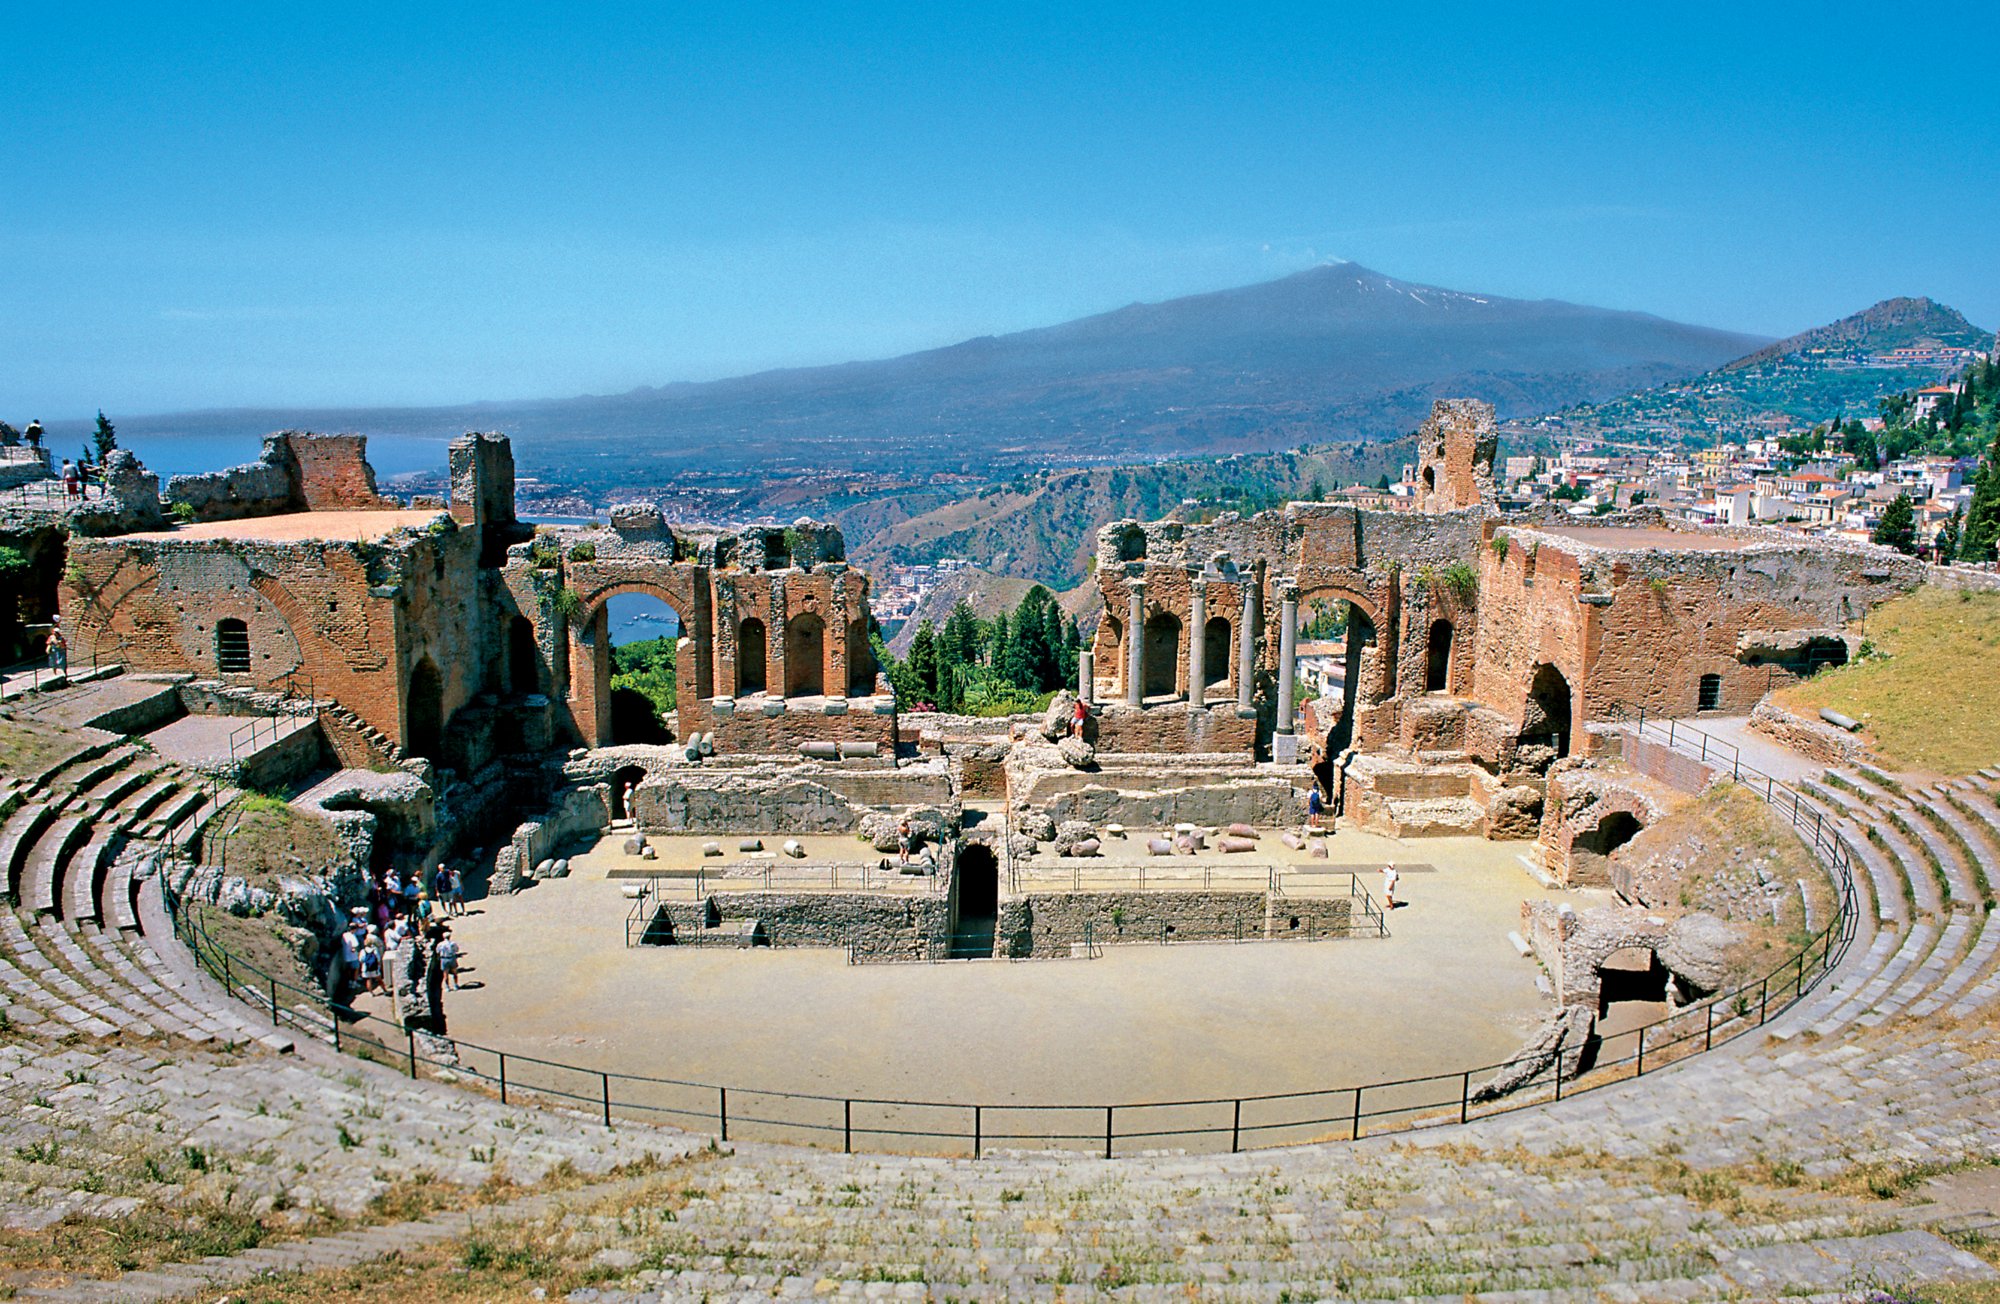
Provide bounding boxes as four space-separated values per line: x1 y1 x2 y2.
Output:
5 2 1996 418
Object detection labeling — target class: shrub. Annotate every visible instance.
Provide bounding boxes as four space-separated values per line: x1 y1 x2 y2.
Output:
552 586 585 622
567 541 597 563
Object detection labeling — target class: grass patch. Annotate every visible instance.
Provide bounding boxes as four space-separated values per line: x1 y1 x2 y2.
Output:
200 795 342 889
0 716 91 779
1776 586 2000 776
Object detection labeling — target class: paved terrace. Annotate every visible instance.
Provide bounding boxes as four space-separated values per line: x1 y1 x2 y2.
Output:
121 508 442 544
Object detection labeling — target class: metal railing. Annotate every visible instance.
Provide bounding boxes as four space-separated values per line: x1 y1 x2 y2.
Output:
163 742 1856 1158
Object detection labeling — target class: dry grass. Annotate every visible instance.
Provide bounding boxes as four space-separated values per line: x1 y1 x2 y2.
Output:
1608 779 1834 986
1776 586 2000 777
200 794 342 888
0 715 91 779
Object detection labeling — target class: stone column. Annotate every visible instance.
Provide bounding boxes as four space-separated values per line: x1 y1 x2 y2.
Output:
1078 649 1094 706
1276 586 1299 735
1236 584 1256 713
1124 581 1145 707
1186 581 1206 706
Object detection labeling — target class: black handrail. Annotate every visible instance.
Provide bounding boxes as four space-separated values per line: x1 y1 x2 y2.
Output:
162 732 1856 1158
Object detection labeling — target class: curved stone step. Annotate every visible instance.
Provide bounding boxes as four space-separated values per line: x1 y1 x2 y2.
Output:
0 950 118 1037
1856 914 1973 1029
1910 909 2000 1018
0 911 157 1037
0 801 56 905
1881 796 1975 909
24 811 93 917
1794 796 1901 924
1809 920 1938 1037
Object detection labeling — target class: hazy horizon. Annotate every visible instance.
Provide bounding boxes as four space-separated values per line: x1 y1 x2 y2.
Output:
7 3 1998 421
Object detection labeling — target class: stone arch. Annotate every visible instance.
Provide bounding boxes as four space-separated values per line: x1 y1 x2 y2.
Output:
570 577 708 748
785 611 825 697
406 657 444 760
1524 662 1573 759
1100 615 1124 697
1298 588 1382 755
737 617 767 695
1424 618 1454 693
1142 610 1180 699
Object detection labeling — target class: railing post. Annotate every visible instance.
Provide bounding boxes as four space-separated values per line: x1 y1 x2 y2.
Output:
844 1099 852 1154
1704 1002 1714 1051
1635 1026 1646 1076
1104 1106 1114 1159
269 976 279 1025
222 949 232 992
973 1105 982 1159
719 1087 729 1142
1231 1098 1242 1153
407 1026 418 1079
1460 1071 1470 1125
1351 1086 1362 1140
499 1053 507 1105
1554 1056 1563 1101
1759 977 1769 1025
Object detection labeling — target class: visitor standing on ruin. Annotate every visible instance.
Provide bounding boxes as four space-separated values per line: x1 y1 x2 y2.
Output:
45 628 66 674
436 927 462 990
359 930 383 995
897 818 912 865
447 865 467 916
60 459 80 499
1307 786 1323 830
1381 862 1399 910
1070 696 1088 737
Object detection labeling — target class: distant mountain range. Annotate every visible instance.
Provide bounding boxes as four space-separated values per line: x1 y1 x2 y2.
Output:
1516 298 1995 448
85 262 1767 485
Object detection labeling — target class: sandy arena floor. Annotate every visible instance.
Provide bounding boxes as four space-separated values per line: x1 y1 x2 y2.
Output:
373 825 1595 1120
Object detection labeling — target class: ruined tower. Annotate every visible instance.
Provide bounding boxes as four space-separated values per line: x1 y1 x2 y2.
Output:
1413 399 1498 514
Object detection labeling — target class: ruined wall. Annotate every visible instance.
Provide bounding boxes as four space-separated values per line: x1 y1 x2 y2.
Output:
1537 762 1683 887
165 433 399 522
995 891 1354 957
653 893 950 961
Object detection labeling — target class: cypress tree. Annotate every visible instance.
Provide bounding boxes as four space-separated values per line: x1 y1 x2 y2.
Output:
92 411 118 462
1961 437 2000 562
1937 505 1963 562
907 621 940 707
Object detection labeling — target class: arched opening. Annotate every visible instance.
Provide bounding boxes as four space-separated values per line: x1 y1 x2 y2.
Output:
610 764 647 821
215 619 251 675
1424 619 1453 693
737 618 767 695
607 592 681 744
1327 607 1376 756
1142 612 1180 699
1697 672 1722 712
1422 466 1436 495
1523 662 1573 759
846 619 874 696
1202 617 1231 695
950 843 999 959
1101 616 1123 696
406 657 444 760
785 612 825 697
508 616 538 695
1597 946 1668 1020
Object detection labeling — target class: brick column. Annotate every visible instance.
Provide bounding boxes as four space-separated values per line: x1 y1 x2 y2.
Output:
1186 580 1206 706
1276 586 1298 735
1236 584 1256 713
1125 581 1145 707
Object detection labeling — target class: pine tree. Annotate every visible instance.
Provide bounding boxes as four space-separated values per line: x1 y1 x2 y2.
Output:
988 613 1010 686
0 422 17 448
92 411 117 462
941 601 981 668
1058 615 1081 690
1872 492 1918 555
